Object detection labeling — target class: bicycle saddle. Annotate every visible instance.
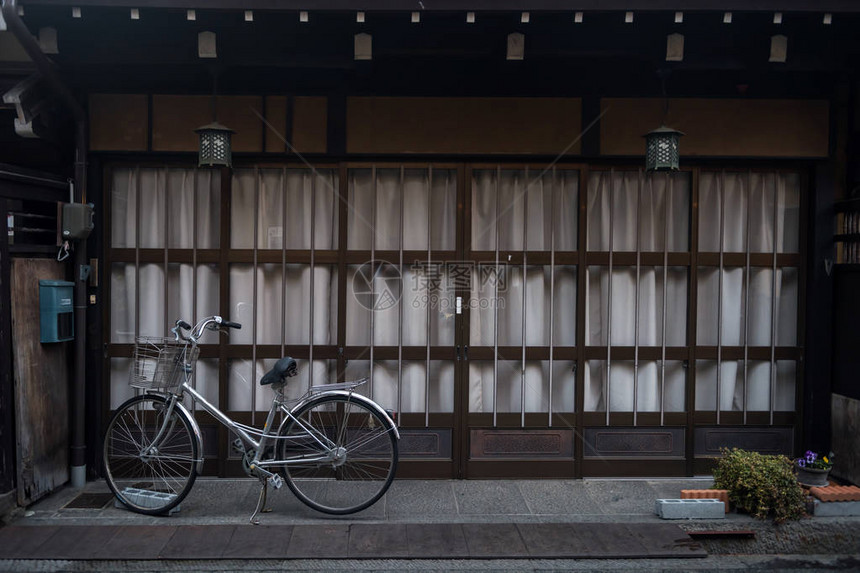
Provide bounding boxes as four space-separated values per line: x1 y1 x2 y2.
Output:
260 357 298 386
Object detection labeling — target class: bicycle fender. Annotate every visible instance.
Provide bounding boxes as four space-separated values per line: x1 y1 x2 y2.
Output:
170 398 206 473
283 390 400 440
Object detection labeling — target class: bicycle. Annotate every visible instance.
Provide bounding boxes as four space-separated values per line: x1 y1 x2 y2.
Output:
103 316 399 523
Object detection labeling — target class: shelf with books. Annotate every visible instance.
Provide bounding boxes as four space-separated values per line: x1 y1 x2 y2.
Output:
834 198 860 264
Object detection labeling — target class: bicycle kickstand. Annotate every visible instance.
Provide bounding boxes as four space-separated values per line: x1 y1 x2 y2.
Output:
249 466 283 524
249 480 271 525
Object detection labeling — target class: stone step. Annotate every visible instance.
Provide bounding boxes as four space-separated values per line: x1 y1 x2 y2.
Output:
812 498 860 517
655 498 725 520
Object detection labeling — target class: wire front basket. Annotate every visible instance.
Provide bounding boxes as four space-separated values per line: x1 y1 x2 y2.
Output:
130 337 199 392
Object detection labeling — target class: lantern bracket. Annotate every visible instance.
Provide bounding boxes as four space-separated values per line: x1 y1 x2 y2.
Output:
195 66 234 168
644 68 683 172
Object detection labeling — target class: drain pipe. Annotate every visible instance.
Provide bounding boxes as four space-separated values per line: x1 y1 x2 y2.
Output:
2 0 90 488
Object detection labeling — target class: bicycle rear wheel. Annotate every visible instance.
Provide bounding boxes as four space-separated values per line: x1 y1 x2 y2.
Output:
279 394 398 514
103 394 198 515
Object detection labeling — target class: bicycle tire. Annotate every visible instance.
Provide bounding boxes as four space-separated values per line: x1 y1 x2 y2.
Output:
279 394 398 514
103 394 198 515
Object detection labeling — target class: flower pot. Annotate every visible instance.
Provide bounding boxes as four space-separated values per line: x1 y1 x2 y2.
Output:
796 465 830 487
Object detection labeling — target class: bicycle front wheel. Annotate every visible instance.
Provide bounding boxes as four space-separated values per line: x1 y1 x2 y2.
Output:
279 394 398 514
103 394 198 515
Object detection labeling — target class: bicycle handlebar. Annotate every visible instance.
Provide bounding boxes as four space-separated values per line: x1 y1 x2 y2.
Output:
172 316 242 343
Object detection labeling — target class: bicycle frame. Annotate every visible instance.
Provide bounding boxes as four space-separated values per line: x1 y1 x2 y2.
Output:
172 377 399 473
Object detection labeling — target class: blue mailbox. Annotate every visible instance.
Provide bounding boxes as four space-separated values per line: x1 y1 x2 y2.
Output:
39 280 74 343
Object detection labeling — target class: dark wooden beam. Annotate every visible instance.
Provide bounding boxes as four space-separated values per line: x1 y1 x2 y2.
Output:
24 0 860 13
14 6 853 100
0 164 67 190
805 161 836 455
0 179 67 202
84 154 103 479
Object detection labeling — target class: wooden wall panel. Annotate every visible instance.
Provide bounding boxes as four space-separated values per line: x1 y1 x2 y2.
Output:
0 32 30 62
347 97 581 155
217 96 264 153
831 394 860 485
601 98 829 158
11 259 68 505
152 95 212 152
292 96 327 154
89 94 148 151
152 95 263 152
264 96 288 153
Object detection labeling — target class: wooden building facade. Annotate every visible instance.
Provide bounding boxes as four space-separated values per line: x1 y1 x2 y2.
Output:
1 1 859 491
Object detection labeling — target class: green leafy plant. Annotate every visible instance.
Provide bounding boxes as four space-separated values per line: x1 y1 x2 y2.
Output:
712 448 805 524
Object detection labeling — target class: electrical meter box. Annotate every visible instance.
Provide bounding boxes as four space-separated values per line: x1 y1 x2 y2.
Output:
61 202 94 240
39 280 74 343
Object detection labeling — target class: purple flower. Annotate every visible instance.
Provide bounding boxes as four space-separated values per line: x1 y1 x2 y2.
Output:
797 459 806 468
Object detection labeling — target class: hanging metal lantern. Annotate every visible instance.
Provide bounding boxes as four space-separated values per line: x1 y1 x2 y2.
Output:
644 125 684 172
195 122 235 168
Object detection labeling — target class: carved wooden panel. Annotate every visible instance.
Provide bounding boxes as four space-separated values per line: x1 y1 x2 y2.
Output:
694 426 793 456
584 427 685 458
398 428 452 459
470 429 574 459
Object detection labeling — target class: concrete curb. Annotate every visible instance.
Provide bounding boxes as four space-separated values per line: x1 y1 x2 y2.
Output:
656 499 725 519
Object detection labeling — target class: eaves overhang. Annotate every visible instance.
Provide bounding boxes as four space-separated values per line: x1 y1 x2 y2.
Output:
20 0 860 13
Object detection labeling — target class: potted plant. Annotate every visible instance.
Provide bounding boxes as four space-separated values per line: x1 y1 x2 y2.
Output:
712 448 805 523
795 450 833 487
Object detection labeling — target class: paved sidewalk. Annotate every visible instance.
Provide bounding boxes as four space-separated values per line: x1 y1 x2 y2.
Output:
2 478 859 571
9 477 720 527
0 522 707 560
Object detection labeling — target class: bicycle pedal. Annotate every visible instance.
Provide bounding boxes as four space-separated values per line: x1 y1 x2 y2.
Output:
267 474 284 489
231 438 245 455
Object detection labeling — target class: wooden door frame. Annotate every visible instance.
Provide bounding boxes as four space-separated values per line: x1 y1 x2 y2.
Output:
0 198 15 496
340 164 465 479
99 159 808 480
459 163 584 478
